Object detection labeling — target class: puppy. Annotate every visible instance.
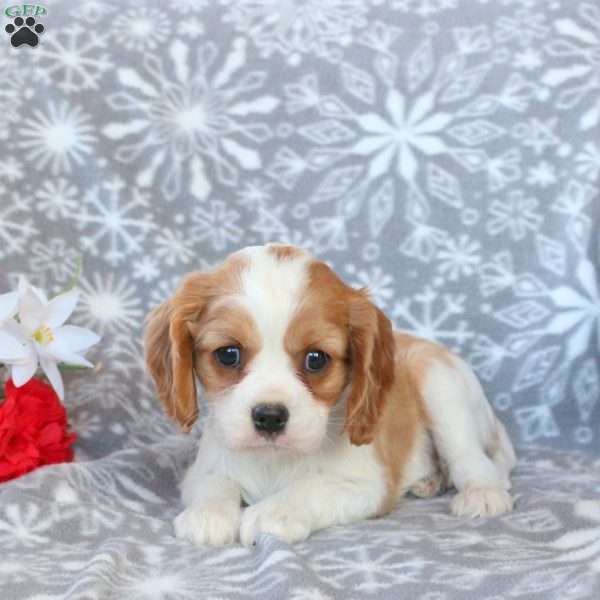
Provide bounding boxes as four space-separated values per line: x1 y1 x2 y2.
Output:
144 244 516 546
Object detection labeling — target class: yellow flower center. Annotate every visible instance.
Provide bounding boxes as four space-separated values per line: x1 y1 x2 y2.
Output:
33 324 54 346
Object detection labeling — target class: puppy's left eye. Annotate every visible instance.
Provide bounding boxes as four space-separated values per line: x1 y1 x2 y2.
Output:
214 346 241 368
304 350 329 373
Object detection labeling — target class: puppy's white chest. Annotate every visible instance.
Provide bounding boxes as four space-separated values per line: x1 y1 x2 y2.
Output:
229 451 317 505
227 438 386 506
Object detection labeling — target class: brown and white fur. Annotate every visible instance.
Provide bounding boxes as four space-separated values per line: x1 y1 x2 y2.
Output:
144 244 516 546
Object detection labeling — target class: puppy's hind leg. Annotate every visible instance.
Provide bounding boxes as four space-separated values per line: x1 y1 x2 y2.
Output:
420 355 514 518
409 468 448 499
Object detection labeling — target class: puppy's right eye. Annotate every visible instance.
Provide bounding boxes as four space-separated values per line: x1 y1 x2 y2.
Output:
304 350 329 373
214 346 241 368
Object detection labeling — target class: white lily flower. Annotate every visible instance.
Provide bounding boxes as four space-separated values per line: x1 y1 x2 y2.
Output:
0 290 29 365
3 278 100 400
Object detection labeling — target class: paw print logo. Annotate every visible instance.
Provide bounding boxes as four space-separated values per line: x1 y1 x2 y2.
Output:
5 16 44 47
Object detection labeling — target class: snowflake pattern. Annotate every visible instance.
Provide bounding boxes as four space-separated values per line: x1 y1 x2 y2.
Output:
0 503 54 550
221 0 369 65
392 286 472 350
486 190 543 241
75 272 144 335
543 2 600 131
191 200 244 251
352 87 452 183
0 156 24 183
0 52 29 141
103 38 279 200
111 8 171 52
34 178 80 221
28 239 79 284
73 177 155 265
0 197 38 260
34 25 112 94
2 1 600 598
18 100 97 175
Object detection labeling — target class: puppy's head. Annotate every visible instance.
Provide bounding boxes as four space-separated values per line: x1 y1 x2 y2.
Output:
144 244 395 452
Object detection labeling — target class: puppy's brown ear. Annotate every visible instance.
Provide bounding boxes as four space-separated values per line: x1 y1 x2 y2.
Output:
144 274 208 432
345 291 396 445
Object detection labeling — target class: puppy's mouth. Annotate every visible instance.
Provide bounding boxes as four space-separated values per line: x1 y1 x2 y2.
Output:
238 432 323 454
246 435 295 451
229 431 316 453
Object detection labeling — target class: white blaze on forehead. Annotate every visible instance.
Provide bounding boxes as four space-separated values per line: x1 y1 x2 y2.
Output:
234 246 311 351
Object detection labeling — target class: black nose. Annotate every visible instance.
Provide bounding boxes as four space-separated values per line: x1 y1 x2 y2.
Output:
251 404 289 435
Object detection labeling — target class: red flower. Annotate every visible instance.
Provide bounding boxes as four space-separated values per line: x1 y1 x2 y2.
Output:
0 378 76 483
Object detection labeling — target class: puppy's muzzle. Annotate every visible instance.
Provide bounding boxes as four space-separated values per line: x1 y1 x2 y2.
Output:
251 403 289 436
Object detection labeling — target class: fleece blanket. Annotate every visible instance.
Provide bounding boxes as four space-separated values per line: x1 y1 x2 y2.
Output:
2 441 600 598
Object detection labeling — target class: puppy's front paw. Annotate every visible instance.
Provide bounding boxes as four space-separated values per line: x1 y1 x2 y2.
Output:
174 500 241 546
240 500 311 546
451 485 513 518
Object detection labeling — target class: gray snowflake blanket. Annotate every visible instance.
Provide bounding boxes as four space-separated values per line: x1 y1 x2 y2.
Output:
1 0 599 598
2 442 600 598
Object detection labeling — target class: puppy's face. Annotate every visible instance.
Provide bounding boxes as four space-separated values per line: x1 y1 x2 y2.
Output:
145 244 395 453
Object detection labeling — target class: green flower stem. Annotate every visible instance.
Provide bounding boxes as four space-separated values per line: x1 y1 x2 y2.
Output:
58 364 91 372
62 256 83 293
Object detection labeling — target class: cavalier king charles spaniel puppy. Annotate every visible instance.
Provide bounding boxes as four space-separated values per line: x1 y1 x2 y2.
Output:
145 243 516 546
